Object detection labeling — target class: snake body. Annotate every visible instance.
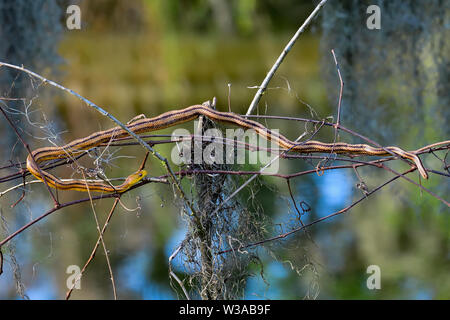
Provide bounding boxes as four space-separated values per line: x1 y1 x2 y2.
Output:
26 105 428 193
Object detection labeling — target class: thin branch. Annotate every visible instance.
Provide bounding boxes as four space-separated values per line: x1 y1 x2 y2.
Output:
331 49 344 127
246 0 328 115
218 167 417 254
286 179 305 227
0 249 3 275
82 171 117 299
66 197 120 300
168 243 191 300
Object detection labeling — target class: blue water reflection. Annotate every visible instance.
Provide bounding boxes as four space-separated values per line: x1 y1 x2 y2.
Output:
118 249 174 299
316 170 353 216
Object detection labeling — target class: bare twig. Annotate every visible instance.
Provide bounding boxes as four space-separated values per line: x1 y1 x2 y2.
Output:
66 197 120 300
286 179 305 227
246 0 328 115
218 167 417 254
0 249 3 275
168 243 190 300
82 171 117 299
331 49 344 127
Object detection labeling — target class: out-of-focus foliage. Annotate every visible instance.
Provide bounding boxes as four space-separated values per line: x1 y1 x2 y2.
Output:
0 0 64 151
321 0 449 144
81 0 314 35
320 0 449 299
0 0 64 87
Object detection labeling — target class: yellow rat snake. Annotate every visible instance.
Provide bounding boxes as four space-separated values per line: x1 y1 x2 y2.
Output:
26 105 428 193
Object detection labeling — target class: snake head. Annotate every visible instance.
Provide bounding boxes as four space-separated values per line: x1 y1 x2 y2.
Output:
126 170 148 186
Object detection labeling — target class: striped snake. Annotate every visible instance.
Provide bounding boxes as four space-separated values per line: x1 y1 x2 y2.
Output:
26 104 428 193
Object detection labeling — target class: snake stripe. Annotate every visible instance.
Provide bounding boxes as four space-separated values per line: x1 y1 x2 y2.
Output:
26 105 428 193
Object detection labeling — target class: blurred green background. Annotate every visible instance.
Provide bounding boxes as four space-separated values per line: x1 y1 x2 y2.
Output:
0 0 448 299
